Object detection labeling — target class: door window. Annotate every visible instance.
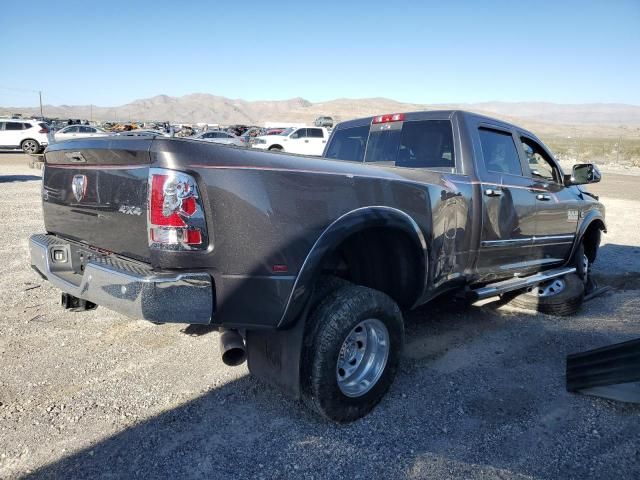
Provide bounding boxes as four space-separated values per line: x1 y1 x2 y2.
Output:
5 122 24 131
291 129 307 139
521 137 561 183
307 128 324 138
478 128 523 176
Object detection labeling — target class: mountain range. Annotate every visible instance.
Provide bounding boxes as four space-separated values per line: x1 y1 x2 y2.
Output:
3 94 640 138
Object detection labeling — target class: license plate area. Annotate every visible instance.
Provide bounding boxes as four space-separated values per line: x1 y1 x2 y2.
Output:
47 242 111 286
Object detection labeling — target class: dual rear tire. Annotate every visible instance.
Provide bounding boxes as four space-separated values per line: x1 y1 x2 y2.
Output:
301 281 404 423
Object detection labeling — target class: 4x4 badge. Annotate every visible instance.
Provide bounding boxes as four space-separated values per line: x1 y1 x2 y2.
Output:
72 175 87 202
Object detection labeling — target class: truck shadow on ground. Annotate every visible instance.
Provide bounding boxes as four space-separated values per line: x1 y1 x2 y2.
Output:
592 243 640 290
0 174 41 183
26 287 640 480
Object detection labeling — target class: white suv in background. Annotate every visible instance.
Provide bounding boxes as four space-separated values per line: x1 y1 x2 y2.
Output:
252 127 328 156
0 119 49 153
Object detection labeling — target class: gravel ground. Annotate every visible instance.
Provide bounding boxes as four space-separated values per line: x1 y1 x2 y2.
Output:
0 153 639 480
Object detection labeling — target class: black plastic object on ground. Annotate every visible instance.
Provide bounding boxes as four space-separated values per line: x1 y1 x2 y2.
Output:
567 338 640 403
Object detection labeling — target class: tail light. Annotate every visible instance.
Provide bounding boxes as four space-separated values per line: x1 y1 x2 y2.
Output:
39 127 49 133
148 168 208 251
372 113 405 124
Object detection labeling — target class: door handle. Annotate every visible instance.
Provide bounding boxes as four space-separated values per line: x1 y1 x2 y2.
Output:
536 194 551 201
484 188 503 197
304 139 309 143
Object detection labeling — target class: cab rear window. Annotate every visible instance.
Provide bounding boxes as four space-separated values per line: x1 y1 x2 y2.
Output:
325 120 455 171
366 120 455 170
324 125 369 162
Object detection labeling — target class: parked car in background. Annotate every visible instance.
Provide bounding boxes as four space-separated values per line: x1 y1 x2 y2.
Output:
114 129 169 137
314 116 334 128
53 125 109 142
49 120 69 132
252 126 328 155
0 118 49 153
264 128 285 135
227 124 250 136
193 130 244 146
239 127 264 145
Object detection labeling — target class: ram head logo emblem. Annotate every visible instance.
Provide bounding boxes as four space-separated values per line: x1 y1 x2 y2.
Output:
72 174 87 202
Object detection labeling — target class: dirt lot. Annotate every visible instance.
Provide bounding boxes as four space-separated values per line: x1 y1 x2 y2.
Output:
0 152 639 480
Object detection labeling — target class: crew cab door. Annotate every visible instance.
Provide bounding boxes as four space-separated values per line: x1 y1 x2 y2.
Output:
306 127 328 156
475 125 539 277
518 134 577 264
286 128 309 154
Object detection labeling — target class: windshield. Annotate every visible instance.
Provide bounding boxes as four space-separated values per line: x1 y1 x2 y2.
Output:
278 127 295 136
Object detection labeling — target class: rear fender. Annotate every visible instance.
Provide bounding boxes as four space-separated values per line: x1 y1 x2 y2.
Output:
277 206 428 329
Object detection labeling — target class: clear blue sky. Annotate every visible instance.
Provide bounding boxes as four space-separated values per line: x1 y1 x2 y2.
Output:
1 0 638 107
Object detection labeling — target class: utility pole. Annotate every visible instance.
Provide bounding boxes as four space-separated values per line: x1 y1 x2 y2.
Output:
90 104 93 122
39 91 43 119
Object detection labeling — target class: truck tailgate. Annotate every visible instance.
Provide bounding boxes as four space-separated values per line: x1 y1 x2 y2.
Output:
42 137 153 262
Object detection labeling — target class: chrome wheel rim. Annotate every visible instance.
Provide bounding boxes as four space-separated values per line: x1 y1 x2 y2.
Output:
23 140 37 153
525 278 566 298
336 318 389 398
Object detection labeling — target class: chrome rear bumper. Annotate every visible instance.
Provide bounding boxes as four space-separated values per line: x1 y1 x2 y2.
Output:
29 234 213 324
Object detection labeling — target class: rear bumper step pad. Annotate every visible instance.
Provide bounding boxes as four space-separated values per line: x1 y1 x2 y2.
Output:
29 233 213 324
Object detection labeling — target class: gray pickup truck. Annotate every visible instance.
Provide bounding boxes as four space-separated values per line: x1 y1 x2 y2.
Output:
30 110 605 422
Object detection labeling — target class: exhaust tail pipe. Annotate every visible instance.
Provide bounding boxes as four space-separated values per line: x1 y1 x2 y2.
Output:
219 329 247 366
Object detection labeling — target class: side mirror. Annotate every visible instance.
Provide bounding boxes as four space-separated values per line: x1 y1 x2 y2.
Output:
566 163 601 185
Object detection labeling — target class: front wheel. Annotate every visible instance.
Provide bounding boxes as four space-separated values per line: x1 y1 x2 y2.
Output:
574 241 597 293
21 139 40 154
302 283 404 422
503 273 585 316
